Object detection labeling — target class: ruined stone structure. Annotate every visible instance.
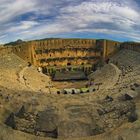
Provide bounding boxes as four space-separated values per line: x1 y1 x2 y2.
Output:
121 42 140 52
10 38 120 76
0 45 13 56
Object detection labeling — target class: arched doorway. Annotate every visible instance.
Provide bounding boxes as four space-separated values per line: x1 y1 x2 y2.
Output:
67 62 71 66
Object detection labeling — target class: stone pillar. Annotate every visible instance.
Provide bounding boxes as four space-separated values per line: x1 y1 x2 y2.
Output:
102 40 107 60
30 42 37 66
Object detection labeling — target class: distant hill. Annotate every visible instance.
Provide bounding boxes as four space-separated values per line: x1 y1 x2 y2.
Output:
4 39 25 46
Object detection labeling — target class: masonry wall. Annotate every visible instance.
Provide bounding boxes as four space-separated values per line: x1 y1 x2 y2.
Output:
12 42 33 63
104 40 120 58
32 39 101 67
0 46 13 56
121 42 140 52
10 38 120 71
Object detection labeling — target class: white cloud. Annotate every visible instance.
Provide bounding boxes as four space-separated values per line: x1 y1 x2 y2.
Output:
9 21 39 32
0 0 37 23
0 0 140 43
60 1 140 28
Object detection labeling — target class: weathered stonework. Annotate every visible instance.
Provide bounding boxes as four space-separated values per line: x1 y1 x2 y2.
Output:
121 42 140 52
9 38 120 75
0 45 13 56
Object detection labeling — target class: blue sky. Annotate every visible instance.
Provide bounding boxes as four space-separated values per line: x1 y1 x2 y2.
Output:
0 0 140 43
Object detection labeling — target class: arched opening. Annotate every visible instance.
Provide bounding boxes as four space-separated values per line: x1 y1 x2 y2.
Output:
67 63 71 66
28 62 31 67
92 88 96 92
57 91 60 94
72 90 75 94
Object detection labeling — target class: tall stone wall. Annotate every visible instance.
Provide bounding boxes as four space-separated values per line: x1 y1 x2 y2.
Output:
8 38 121 73
12 42 33 63
121 42 140 52
101 40 120 60
33 39 100 67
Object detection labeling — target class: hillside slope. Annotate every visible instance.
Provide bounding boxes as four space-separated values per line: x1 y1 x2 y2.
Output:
0 49 139 140
0 53 56 93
